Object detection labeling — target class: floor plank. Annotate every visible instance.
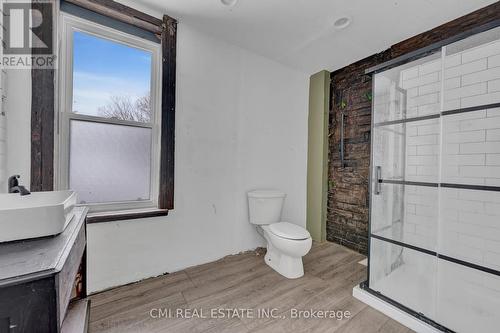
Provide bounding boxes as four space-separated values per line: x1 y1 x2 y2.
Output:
89 242 415 333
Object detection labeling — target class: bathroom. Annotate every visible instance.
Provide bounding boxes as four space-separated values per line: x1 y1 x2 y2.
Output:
0 0 499 332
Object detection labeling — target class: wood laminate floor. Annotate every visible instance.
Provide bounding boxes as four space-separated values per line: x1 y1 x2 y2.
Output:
89 242 414 333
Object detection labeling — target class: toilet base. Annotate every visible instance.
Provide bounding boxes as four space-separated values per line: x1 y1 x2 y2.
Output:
264 245 304 279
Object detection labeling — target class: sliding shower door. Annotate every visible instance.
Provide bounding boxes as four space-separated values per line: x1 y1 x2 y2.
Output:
368 26 500 333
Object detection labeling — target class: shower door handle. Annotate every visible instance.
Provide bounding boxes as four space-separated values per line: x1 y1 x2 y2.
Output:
374 166 382 195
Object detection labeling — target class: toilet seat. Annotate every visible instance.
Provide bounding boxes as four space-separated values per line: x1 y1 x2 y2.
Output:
269 222 310 240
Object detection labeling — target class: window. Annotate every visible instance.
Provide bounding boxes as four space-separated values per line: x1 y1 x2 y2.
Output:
57 13 162 214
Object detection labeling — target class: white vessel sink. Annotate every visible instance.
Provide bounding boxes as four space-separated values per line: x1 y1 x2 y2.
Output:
0 190 77 243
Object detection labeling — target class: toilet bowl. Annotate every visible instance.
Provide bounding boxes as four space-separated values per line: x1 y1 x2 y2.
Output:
248 190 312 279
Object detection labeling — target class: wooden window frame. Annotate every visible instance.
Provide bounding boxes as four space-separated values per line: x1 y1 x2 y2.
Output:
31 0 176 223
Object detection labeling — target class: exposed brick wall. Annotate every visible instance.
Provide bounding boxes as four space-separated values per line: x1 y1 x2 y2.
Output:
327 2 500 254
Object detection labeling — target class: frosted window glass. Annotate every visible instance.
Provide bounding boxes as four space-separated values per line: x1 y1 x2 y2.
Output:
72 31 152 122
69 120 152 204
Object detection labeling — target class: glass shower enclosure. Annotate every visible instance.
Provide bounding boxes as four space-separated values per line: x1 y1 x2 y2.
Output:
364 24 500 333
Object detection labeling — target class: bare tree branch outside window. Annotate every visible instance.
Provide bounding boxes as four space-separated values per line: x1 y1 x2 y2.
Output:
98 95 152 122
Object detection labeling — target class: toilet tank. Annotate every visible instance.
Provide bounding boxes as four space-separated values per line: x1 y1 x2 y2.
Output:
247 190 286 225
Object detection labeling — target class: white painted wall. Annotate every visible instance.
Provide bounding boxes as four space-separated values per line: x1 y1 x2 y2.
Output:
85 23 309 292
3 2 308 293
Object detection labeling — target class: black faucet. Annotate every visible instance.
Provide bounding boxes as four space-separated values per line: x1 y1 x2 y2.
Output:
8 175 31 196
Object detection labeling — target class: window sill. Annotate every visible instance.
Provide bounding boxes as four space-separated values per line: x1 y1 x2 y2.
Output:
86 208 169 224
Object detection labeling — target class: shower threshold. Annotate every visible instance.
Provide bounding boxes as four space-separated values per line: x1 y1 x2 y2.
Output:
353 282 451 333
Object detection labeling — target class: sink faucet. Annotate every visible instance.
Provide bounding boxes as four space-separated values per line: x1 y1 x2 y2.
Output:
8 175 31 196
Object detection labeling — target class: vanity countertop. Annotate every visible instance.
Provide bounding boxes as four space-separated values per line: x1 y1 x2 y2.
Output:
0 206 88 287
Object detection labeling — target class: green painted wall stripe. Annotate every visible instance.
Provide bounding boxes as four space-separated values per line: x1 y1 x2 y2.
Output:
306 70 330 242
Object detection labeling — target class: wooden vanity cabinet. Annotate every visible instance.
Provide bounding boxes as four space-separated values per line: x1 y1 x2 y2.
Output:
0 207 89 333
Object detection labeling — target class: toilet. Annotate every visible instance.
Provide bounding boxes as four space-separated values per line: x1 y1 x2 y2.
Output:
248 190 312 279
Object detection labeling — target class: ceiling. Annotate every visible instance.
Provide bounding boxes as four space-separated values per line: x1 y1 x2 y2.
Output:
124 0 497 74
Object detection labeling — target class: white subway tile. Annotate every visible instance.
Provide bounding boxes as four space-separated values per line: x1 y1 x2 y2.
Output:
406 107 419 118
445 130 485 143
417 123 440 136
407 175 437 183
445 197 483 213
459 212 498 228
486 154 500 166
401 66 419 81
415 204 436 217
445 53 462 68
443 220 500 242
408 92 439 107
460 165 500 178
407 126 418 136
407 87 419 98
485 201 500 214
460 142 500 154
443 99 461 111
444 176 486 185
487 107 500 117
444 77 461 90
458 189 500 203
445 110 486 122
485 239 500 254
462 66 500 86
406 145 417 155
488 79 500 93
460 115 500 131
406 214 436 227
442 208 458 221
407 155 438 166
458 234 485 249
406 165 417 175
442 239 483 262
415 224 434 237
485 178 500 187
444 143 460 154
489 53 500 68
443 120 460 133
419 59 442 76
407 134 439 146
417 103 440 116
445 82 487 101
445 59 487 79
418 82 441 95
417 144 439 155
462 40 500 64
443 165 460 178
485 252 500 270
417 165 438 176
406 203 416 214
461 91 500 108
445 154 485 166
402 72 439 89
487 129 500 141
403 223 417 234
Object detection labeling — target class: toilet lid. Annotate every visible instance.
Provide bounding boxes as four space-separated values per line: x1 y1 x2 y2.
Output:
269 222 310 240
